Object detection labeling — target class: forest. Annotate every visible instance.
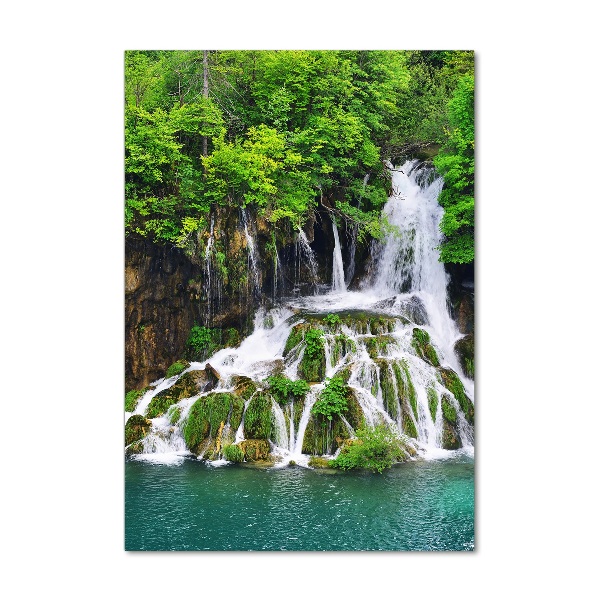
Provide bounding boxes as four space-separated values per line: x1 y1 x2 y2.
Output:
125 50 474 264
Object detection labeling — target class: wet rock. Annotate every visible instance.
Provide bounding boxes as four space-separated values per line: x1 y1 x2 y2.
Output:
454 334 474 379
397 295 429 325
239 439 270 461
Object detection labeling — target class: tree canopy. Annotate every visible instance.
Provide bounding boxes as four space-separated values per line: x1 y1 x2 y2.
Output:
125 50 474 264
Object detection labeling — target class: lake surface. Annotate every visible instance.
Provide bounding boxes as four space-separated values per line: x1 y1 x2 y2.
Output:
125 455 474 551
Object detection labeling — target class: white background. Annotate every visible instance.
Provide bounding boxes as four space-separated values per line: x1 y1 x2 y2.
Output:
1 1 598 598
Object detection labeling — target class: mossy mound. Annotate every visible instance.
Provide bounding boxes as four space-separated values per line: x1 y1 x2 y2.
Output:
165 359 190 379
239 439 270 461
411 328 440 367
125 388 146 412
184 392 244 454
454 334 474 379
243 391 273 439
308 456 333 469
441 394 457 424
298 354 326 382
439 368 474 425
125 415 151 446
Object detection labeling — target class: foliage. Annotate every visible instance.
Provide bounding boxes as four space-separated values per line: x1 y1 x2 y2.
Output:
304 328 324 359
185 324 240 361
312 377 349 422
124 50 474 265
223 444 244 463
266 375 310 405
323 313 341 330
434 73 475 264
165 360 189 378
330 424 409 473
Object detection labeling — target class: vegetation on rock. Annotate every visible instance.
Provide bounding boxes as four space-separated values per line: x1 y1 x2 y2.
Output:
266 374 310 405
125 388 146 412
330 424 410 473
411 328 440 367
165 360 190 378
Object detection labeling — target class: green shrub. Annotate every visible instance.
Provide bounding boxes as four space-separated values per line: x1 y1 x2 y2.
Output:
266 374 310 405
304 328 324 359
330 424 409 473
323 313 341 330
312 377 348 422
223 444 244 463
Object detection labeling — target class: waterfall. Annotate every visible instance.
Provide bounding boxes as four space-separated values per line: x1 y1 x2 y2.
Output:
297 229 319 288
241 208 261 298
127 159 474 464
331 217 346 293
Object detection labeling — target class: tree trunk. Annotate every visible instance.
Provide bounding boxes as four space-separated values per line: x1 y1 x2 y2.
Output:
202 50 209 157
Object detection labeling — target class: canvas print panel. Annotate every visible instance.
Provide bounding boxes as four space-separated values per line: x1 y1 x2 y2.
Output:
125 50 474 551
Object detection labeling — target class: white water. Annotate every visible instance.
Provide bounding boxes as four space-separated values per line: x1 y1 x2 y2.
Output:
127 160 474 463
297 229 319 287
242 208 261 296
331 218 347 293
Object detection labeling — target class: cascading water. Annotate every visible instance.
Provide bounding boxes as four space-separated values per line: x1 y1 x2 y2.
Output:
331 217 347 293
126 159 474 465
241 208 261 298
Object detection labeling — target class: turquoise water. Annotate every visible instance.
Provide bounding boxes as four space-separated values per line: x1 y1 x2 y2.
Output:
125 456 474 551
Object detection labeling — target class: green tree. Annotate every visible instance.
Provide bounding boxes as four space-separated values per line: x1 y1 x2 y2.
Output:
434 73 475 264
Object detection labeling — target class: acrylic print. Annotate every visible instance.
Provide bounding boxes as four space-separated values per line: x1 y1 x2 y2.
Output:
125 51 475 551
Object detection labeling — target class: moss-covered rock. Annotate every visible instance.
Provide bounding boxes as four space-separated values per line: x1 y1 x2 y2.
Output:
283 323 308 356
165 359 190 379
441 394 457 424
454 334 474 379
439 368 474 425
442 420 461 450
243 391 273 439
401 411 418 439
125 415 151 446
427 386 438 422
308 456 333 469
239 439 270 461
392 360 418 418
345 389 364 431
125 388 146 412
298 346 326 382
231 376 257 401
331 333 356 366
375 359 399 420
184 392 244 454
302 413 351 456
411 328 440 367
